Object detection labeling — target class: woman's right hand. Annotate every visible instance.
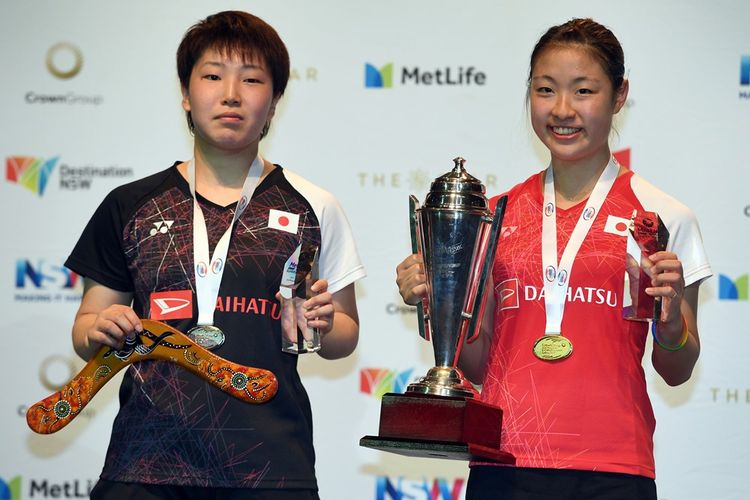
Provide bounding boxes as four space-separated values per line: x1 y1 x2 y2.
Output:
396 254 428 305
84 304 143 351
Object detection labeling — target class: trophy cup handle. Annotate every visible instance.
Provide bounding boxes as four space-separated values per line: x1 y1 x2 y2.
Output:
464 195 508 343
409 195 431 341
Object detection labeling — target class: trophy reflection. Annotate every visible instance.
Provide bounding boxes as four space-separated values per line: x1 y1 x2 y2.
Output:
360 157 514 463
623 210 669 321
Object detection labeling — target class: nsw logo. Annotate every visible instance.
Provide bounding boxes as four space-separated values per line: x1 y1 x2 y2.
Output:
376 476 465 500
16 259 79 290
365 62 393 88
360 368 414 399
6 156 59 196
718 274 748 300
150 290 193 320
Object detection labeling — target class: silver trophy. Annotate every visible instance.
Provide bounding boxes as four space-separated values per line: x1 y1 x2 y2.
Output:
407 157 507 398
359 157 512 463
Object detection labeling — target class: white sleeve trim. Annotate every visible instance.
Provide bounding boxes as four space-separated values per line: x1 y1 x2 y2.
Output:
282 169 367 294
630 174 712 287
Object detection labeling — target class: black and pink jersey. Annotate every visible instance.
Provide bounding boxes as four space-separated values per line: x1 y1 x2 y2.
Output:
66 163 365 488
479 168 710 478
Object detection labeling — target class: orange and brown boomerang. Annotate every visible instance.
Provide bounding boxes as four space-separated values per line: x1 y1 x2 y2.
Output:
26 319 278 434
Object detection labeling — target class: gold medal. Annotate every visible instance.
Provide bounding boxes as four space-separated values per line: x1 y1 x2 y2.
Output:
533 335 573 361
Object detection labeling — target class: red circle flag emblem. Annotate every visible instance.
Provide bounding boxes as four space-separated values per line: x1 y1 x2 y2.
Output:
268 209 299 234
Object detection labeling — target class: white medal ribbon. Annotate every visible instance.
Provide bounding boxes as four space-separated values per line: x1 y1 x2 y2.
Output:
188 156 264 326
541 156 619 336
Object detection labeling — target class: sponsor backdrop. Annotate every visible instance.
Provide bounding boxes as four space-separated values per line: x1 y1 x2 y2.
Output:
1 1 748 499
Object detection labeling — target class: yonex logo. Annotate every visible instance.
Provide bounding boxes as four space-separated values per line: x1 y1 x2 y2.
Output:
150 220 174 235
6 156 59 196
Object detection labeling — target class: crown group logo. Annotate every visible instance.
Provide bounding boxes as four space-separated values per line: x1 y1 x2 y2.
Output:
364 61 486 88
6 156 59 196
360 368 415 398
718 274 748 300
46 42 83 80
376 476 465 500
740 55 750 99
24 42 103 105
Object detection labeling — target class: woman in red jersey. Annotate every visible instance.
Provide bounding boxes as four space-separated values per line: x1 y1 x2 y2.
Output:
397 18 710 500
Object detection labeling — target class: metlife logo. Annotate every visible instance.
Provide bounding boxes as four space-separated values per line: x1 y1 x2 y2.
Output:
0 475 95 499
364 62 487 89
718 274 748 300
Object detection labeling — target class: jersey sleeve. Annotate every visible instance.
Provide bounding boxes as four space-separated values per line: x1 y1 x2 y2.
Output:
281 169 366 294
630 174 712 287
317 194 367 294
65 188 133 292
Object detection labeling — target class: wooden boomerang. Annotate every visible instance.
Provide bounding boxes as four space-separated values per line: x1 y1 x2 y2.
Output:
26 319 278 435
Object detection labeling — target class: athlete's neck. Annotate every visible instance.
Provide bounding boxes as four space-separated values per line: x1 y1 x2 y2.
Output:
180 145 274 207
551 151 614 209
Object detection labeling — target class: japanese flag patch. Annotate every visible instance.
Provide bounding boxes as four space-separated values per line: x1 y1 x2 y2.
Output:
603 215 631 236
268 209 300 234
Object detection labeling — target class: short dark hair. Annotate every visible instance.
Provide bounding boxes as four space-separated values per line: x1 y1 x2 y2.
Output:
528 18 625 97
177 10 290 98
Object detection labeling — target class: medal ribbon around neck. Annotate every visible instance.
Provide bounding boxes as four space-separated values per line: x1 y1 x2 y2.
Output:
540 156 619 350
188 156 263 329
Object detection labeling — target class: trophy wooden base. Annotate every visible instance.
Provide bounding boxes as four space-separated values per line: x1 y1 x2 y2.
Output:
360 392 514 463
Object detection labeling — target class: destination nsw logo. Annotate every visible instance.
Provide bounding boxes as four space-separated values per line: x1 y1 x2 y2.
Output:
718 273 748 300
6 155 134 195
375 476 465 500
360 368 415 398
365 62 486 88
6 156 59 196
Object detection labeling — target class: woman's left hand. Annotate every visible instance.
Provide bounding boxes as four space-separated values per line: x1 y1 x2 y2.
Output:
304 279 335 335
644 251 684 323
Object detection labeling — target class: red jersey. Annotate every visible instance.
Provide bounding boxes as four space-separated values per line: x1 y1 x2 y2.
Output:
480 169 711 478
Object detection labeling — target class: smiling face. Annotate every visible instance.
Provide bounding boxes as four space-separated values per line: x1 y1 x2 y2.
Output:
529 44 628 170
181 47 277 155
